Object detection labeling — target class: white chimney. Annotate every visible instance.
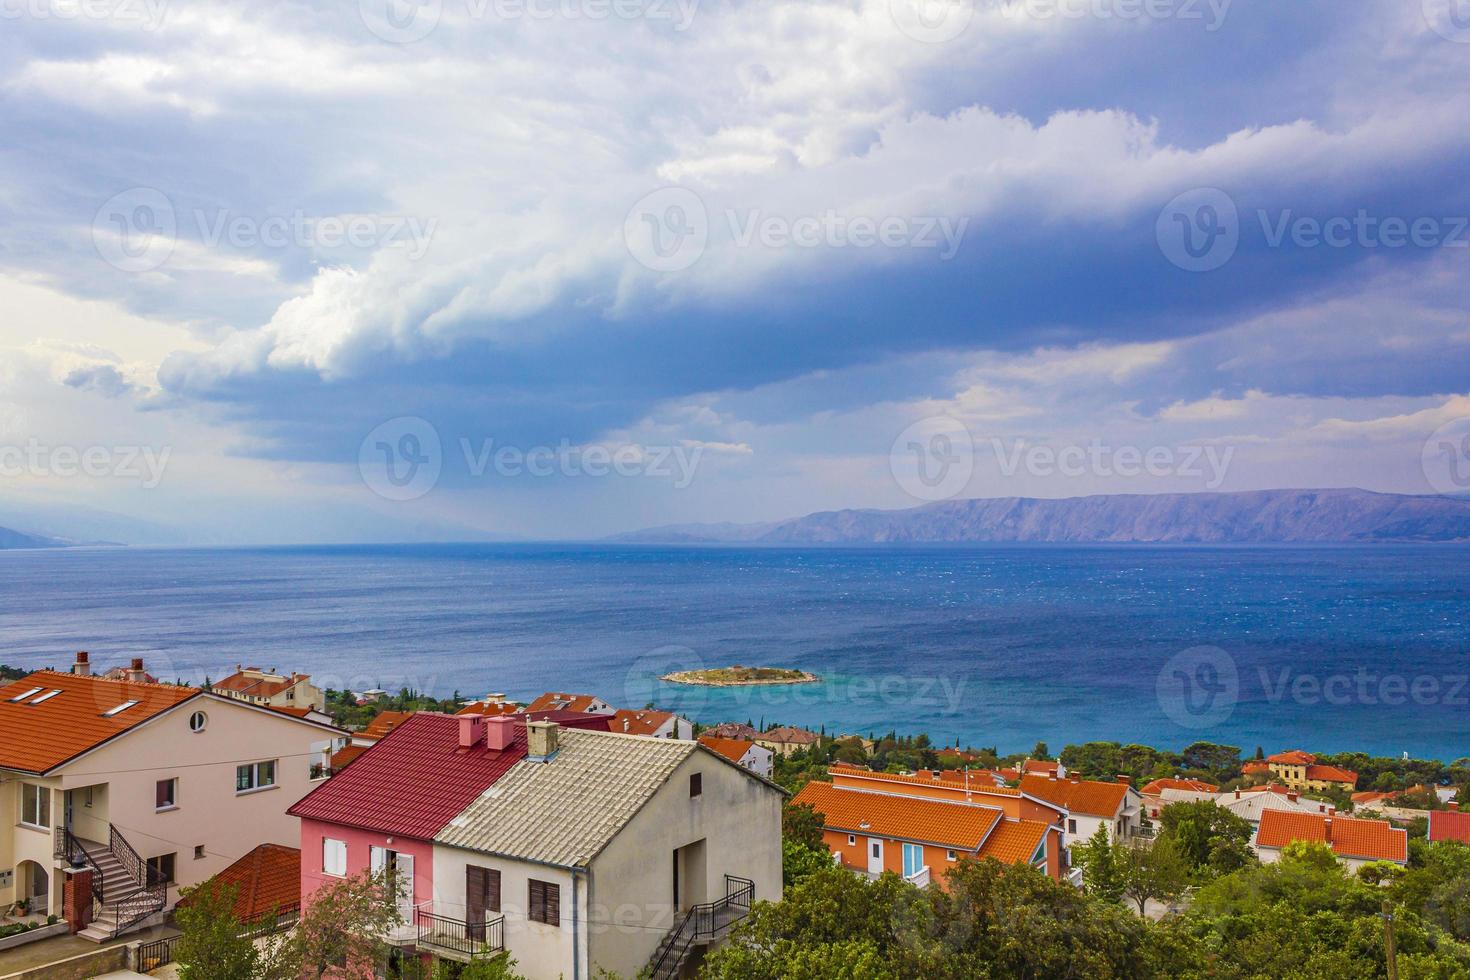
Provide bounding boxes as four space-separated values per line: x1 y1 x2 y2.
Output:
73 651 91 676
128 658 146 683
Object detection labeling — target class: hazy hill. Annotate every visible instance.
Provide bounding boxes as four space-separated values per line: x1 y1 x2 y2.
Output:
613 489 1470 545
0 525 71 549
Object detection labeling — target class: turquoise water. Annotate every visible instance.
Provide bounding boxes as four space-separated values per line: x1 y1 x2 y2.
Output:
1 543 1467 758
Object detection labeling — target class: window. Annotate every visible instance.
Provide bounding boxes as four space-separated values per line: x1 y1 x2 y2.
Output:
83 786 93 808
947 850 957 862
194 845 206 860
30 690 61 705
188 711 207 732
8 687 43 703
689 772 702 798
155 778 178 811
20 783 50 829
102 700 139 717
323 838 347 877
236 760 277 793
147 852 176 883
1067 818 1077 835
847 834 856 846
528 879 560 926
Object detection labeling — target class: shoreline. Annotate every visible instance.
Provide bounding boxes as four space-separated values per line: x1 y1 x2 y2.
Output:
660 668 821 687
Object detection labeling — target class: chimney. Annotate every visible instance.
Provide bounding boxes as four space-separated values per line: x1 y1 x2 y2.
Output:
1328 806 1336 817
73 651 91 676
1116 775 1131 786
128 658 146 683
1048 770 1059 781
916 769 933 781
458 716 485 749
484 715 515 751
527 720 559 761
1451 803 1460 812
1069 772 1080 783
486 692 506 705
1234 790 1241 799
1287 792 1297 802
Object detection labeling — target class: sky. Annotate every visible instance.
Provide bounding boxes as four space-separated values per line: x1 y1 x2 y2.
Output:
2 0 1470 543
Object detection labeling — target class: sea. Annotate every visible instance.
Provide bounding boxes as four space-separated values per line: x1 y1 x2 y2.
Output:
1 542 1467 760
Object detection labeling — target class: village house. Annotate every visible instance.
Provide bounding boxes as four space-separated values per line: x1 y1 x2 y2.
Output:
1428 809 1470 844
525 692 616 715
455 693 522 717
1253 809 1407 871
290 711 783 980
0 654 343 941
1018 772 1142 851
177 842 301 929
1244 751 1357 793
755 726 819 757
1157 784 1338 825
212 665 326 712
702 722 759 741
1138 777 1219 820
697 736 774 779
611 708 693 740
792 776 1064 887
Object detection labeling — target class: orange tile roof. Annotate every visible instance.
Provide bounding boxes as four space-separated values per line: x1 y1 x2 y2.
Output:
1304 764 1357 785
1019 774 1130 818
1351 791 1394 805
793 780 1002 850
212 670 308 699
330 744 370 769
361 711 415 740
526 692 605 713
829 764 1023 798
179 844 300 922
703 722 759 740
1267 750 1317 765
1255 810 1407 863
1243 761 1271 774
0 670 200 774
1429 810 1470 843
978 818 1051 865
1141 777 1219 795
698 735 755 763
612 709 677 736
1022 759 1060 775
269 706 313 718
455 701 520 717
760 726 819 745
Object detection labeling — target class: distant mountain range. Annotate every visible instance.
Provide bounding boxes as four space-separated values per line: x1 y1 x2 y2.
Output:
0 525 73 550
612 489 1470 545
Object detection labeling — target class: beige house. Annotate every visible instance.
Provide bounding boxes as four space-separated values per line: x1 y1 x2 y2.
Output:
755 726 819 758
212 665 326 712
0 656 343 941
431 723 783 979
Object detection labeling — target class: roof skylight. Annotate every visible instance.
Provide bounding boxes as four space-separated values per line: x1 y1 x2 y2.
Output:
30 690 62 704
102 700 140 717
8 687 44 702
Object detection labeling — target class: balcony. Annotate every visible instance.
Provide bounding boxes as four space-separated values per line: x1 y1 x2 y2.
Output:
412 902 504 962
904 865 931 889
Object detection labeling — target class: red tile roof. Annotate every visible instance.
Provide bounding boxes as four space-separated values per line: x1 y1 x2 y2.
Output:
361 710 415 740
1304 764 1357 785
1428 810 1470 843
180 844 300 923
978 819 1050 865
1267 750 1317 765
1141 777 1219 795
1255 810 1407 863
526 692 606 713
1243 761 1271 774
212 670 309 699
0 671 199 774
794 780 1002 850
760 726 818 745
290 711 610 840
329 744 369 770
830 764 1024 799
455 701 521 717
698 736 754 763
1021 759 1060 775
703 722 759 741
1019 775 1131 818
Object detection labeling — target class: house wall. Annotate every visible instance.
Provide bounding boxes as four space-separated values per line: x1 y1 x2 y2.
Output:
431 846 580 980
823 829 960 882
0 777 64 915
299 817 435 912
586 751 782 980
738 745 774 779
58 696 336 901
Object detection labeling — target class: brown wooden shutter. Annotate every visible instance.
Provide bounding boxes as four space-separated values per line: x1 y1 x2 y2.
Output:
466 866 486 939
529 880 544 923
529 879 560 926
487 868 501 912
544 881 560 926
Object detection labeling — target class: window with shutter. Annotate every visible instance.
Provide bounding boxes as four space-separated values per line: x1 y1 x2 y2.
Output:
528 879 560 926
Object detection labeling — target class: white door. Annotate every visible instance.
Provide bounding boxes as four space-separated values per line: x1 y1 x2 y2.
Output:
866 838 884 875
394 854 415 919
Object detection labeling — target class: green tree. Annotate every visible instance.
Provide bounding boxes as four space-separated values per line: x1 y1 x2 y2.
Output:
1070 826 1124 903
783 803 826 850
1120 837 1190 917
279 870 405 979
783 838 834 889
1157 800 1255 876
1030 741 1051 761
174 879 259 980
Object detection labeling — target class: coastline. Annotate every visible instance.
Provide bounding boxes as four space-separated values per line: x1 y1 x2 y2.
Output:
660 668 821 687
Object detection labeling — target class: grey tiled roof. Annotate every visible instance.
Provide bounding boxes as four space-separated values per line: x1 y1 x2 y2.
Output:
435 728 698 867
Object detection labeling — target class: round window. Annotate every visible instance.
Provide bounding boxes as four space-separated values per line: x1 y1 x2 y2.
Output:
188 711 207 732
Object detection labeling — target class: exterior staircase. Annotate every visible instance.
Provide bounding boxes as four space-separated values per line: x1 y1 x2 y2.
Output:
61 827 169 942
646 876 754 980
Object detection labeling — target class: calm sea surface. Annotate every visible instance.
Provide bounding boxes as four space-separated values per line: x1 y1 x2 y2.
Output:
1 543 1467 759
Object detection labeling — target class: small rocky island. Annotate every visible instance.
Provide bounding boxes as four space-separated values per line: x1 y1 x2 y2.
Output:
660 665 819 686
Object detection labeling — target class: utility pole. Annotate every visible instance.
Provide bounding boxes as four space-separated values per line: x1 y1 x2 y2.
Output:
1382 900 1399 980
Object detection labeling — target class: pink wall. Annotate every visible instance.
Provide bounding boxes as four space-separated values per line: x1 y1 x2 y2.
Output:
299 817 436 911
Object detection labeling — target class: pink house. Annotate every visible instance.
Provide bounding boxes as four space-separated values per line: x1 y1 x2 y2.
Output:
289 711 611 947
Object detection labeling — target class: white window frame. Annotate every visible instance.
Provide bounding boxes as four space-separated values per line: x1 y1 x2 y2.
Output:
19 783 50 830
235 760 278 794
323 838 348 877
188 711 207 733
156 777 179 812
847 834 856 846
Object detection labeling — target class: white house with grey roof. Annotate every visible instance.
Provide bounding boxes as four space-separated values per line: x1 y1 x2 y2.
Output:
431 721 783 980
